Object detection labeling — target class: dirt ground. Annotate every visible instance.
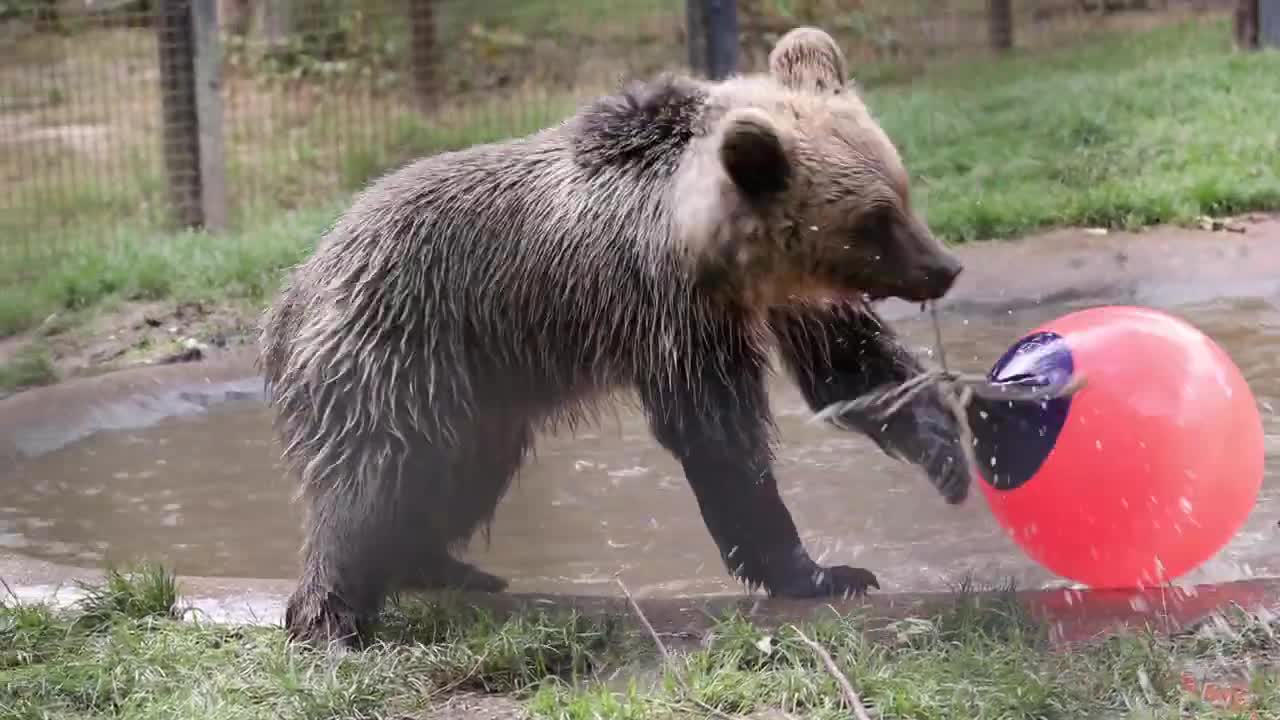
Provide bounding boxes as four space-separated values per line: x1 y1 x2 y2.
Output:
0 298 260 400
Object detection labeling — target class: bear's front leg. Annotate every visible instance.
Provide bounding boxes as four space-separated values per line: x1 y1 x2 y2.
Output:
770 302 972 504
639 361 880 598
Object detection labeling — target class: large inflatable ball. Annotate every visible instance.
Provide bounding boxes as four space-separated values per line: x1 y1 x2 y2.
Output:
967 306 1264 588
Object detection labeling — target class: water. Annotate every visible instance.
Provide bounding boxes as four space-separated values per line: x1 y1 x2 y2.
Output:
3 295 1278 597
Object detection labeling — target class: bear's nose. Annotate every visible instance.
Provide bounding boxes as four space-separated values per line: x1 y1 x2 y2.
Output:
924 254 963 297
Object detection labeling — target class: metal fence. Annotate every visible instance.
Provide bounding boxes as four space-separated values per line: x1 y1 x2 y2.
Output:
0 0 1236 272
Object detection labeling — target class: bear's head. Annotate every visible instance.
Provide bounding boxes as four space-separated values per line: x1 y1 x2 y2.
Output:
674 27 962 307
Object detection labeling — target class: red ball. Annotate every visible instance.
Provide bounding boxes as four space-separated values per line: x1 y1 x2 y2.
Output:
970 306 1264 589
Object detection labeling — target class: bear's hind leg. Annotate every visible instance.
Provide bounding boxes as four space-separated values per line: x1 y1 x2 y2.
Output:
286 435 461 647
397 418 531 595
640 362 880 599
770 302 971 504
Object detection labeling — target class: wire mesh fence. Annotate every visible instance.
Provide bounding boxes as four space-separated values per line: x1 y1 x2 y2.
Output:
0 0 1237 278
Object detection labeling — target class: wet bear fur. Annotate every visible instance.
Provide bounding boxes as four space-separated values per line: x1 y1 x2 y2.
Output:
260 26 970 646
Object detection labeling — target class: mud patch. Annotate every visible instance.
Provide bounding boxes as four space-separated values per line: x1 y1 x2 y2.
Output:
0 299 260 398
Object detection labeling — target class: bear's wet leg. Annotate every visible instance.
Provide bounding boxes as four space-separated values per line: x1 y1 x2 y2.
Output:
286 440 458 647
397 419 530 595
287 487 393 647
400 554 508 593
770 302 971 504
641 363 880 599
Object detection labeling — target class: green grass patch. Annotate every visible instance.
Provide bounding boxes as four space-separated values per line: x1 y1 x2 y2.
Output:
869 18 1280 241
1 564 625 720
72 562 182 631
0 341 56 393
2 565 1277 719
0 205 340 339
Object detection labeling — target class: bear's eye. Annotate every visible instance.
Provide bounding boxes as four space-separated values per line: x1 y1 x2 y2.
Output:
850 206 893 241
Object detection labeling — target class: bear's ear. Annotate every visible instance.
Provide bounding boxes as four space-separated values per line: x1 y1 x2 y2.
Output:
718 108 791 200
768 26 849 95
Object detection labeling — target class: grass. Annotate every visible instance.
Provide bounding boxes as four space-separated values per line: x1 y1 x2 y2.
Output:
0 18 1278 350
0 341 56 392
882 18 1280 241
0 205 335 340
1 564 1277 719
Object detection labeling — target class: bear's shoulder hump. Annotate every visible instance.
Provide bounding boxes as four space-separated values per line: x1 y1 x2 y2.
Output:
570 74 708 175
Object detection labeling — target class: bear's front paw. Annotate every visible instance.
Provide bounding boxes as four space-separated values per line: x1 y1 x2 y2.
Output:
814 565 881 597
770 563 880 598
928 447 970 505
901 397 972 505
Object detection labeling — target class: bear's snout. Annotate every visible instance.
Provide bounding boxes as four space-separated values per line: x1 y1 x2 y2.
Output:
912 251 963 300
883 215 964 302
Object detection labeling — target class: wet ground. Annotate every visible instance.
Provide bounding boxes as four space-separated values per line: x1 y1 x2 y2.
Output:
1 219 1279 602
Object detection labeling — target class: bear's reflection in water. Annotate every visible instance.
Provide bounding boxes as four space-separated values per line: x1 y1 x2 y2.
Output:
4 295 1278 596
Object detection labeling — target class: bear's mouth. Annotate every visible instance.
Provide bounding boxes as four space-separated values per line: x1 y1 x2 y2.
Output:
863 283 925 304
862 279 955 304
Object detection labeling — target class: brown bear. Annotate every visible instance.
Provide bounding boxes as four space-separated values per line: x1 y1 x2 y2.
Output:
259 26 969 646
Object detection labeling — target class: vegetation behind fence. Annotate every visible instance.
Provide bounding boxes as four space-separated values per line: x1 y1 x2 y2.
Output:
0 0 1240 278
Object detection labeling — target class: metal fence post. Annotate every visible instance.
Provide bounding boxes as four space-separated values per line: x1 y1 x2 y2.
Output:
1262 0 1280 47
685 0 708 77
686 0 739 80
409 0 439 113
157 0 227 231
988 0 1014 52
1236 0 1259 48
192 0 228 231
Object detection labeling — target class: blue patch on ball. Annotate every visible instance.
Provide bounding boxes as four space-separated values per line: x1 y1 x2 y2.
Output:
966 330 1075 491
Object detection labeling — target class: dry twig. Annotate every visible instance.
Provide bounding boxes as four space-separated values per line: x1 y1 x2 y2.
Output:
0 575 19 605
614 575 672 664
614 575 743 720
791 627 874 720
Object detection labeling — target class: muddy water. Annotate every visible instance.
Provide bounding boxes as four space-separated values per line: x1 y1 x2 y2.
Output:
3 295 1278 597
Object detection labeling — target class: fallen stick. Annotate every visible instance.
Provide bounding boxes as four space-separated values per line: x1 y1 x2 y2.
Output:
614 575 743 720
792 627 874 720
614 575 674 666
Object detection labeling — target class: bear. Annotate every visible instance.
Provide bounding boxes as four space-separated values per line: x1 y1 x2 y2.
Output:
259 25 970 646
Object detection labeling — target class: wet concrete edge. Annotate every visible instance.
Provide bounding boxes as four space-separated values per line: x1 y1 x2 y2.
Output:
3 218 1280 642
6 555 1279 646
